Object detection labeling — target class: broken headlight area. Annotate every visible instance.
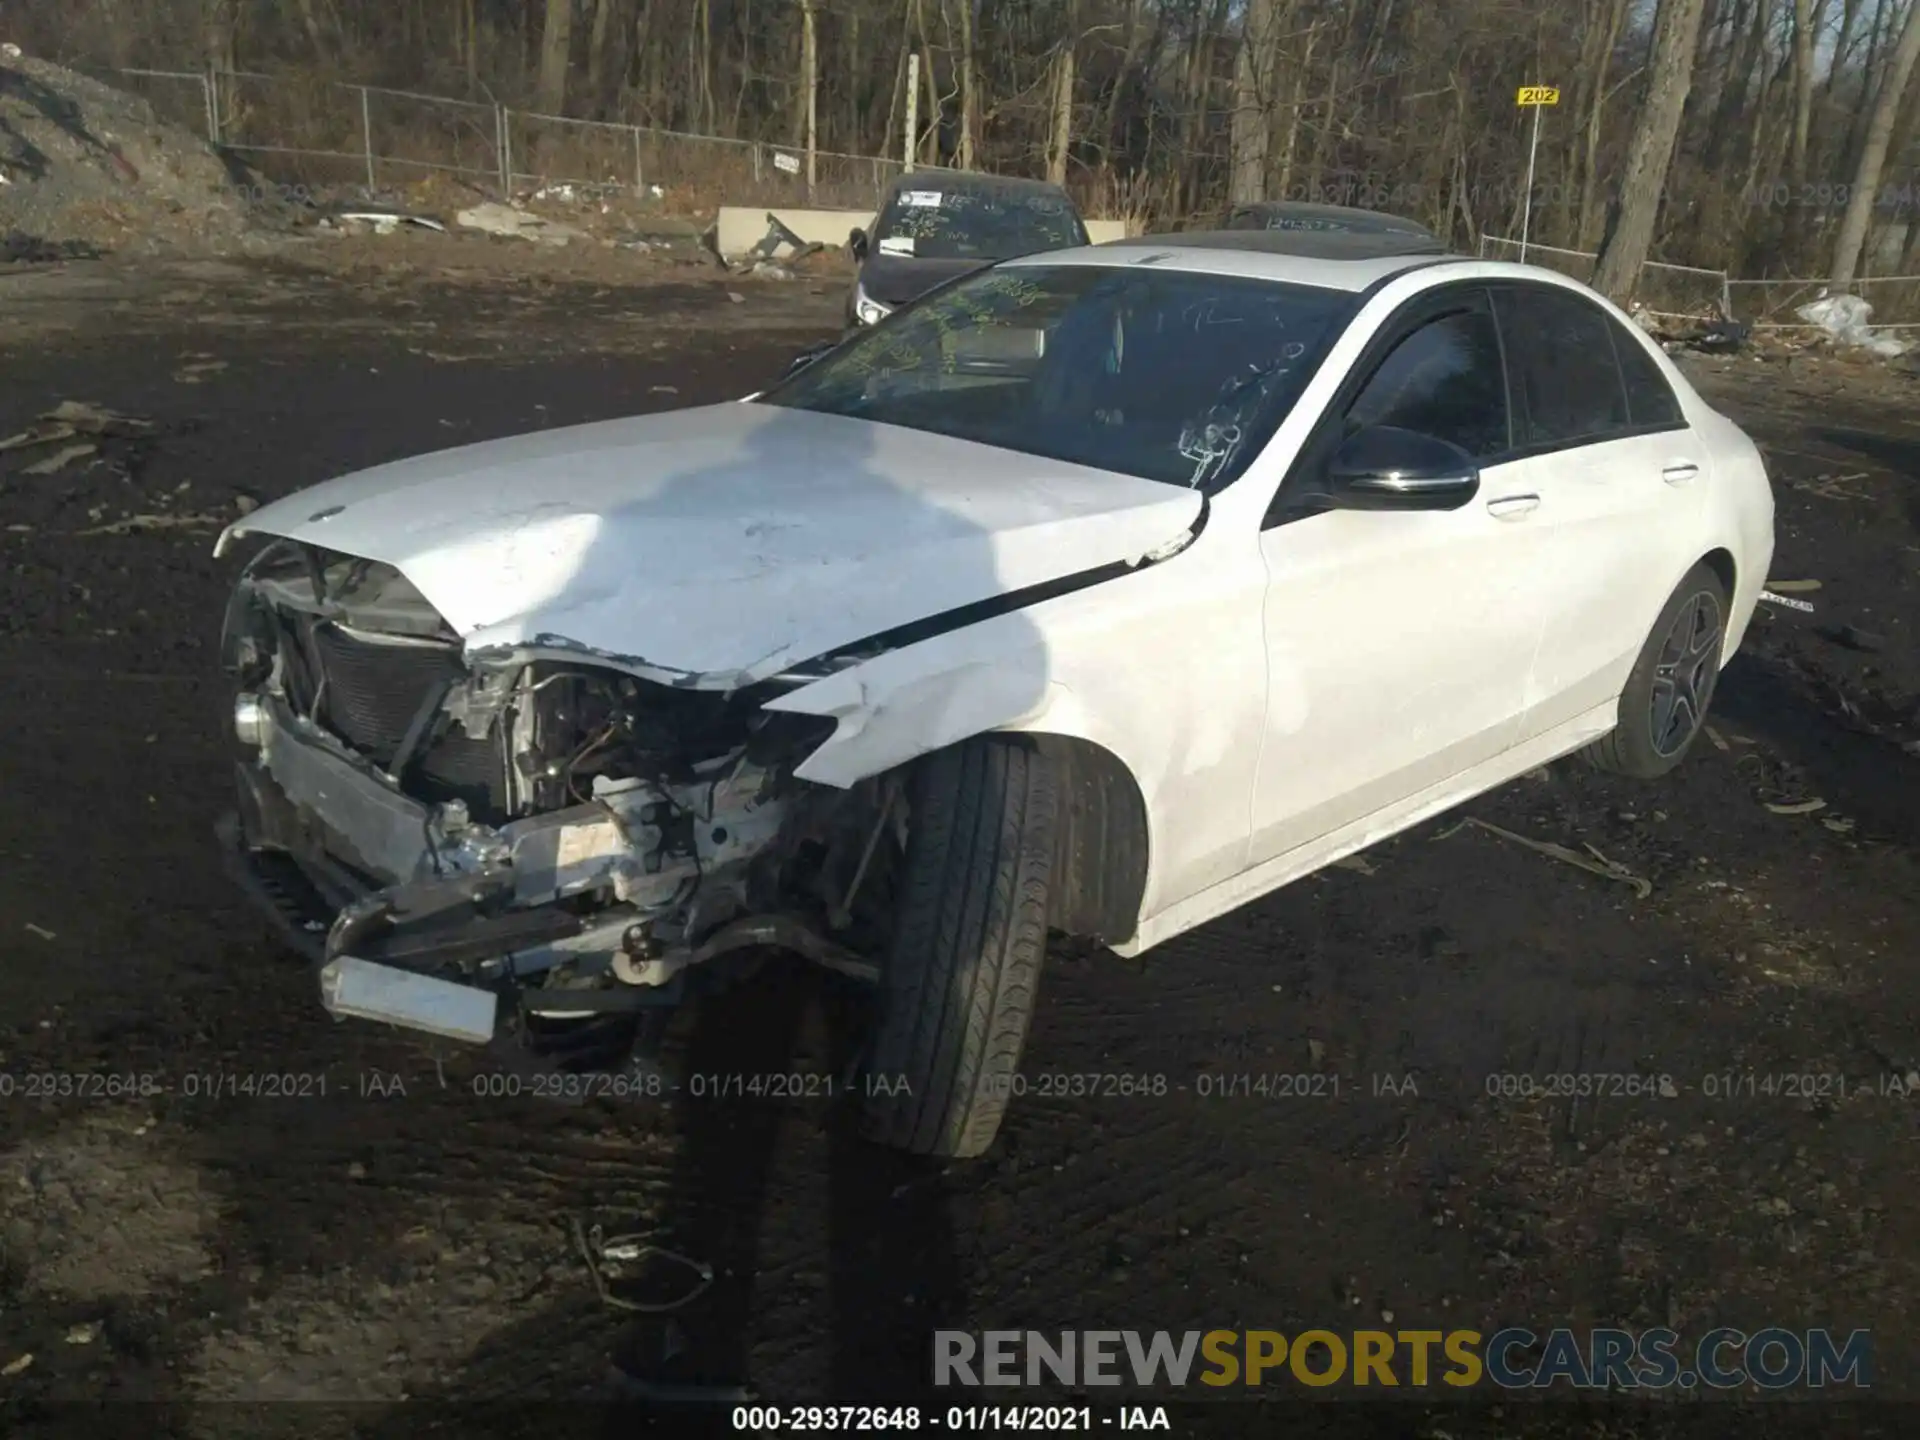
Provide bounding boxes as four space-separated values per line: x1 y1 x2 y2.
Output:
220 541 892 1072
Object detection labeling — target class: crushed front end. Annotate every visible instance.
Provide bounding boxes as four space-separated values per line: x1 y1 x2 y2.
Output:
217 541 890 1074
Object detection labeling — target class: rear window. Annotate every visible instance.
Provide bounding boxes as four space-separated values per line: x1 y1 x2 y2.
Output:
871 186 1086 262
1612 326 1686 428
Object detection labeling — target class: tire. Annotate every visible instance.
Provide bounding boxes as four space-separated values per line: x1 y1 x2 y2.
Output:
1581 561 1729 779
860 736 1058 1159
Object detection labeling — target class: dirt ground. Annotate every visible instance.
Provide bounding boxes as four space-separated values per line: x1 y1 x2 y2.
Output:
1 234 1917 1437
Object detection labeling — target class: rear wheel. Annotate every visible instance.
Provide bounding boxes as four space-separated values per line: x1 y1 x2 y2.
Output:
860 737 1058 1159
1581 561 1728 779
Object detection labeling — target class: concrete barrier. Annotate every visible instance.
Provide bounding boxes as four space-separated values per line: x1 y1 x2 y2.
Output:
715 205 1134 259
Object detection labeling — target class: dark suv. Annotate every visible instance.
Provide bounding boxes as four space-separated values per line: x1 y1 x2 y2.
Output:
845 172 1089 328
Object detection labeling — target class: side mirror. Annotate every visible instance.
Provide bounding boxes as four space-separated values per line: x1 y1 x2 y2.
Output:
847 227 868 261
1322 425 1479 511
783 339 836 378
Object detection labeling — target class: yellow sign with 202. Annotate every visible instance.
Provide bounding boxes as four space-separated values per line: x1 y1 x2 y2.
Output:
1517 85 1560 106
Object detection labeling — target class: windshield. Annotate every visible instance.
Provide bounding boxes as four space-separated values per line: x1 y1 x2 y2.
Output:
869 185 1086 261
760 265 1352 492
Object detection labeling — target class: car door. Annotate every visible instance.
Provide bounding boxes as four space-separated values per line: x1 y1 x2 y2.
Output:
1488 283 1713 740
1247 285 1557 866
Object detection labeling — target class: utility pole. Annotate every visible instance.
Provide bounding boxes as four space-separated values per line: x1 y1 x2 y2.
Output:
802 0 818 200
904 52 920 172
1516 84 1559 263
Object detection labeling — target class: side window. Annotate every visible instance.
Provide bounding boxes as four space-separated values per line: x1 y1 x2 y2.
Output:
1612 323 1685 428
1343 304 1511 458
1494 287 1630 448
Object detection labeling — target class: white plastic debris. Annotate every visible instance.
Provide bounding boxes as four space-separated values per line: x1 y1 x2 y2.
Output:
454 201 587 246
1795 293 1910 358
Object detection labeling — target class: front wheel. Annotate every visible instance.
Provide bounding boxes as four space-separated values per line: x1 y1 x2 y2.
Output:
1581 561 1729 779
860 737 1058 1159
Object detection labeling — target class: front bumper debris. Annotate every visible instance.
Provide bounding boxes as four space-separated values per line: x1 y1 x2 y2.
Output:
222 693 878 1064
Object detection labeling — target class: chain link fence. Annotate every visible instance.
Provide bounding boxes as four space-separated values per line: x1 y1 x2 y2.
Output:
1475 236 1733 320
81 64 912 211
1723 275 1920 330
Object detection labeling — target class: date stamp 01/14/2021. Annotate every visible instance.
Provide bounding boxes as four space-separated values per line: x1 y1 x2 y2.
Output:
4 1064 1918 1107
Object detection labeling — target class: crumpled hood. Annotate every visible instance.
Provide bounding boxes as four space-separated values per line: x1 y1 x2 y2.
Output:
216 402 1202 688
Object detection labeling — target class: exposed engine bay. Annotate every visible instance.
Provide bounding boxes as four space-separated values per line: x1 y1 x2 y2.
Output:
219 541 898 1069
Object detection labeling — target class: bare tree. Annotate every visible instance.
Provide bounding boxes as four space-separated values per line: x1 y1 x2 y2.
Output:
1049 0 1080 185
536 0 573 115
956 0 979 169
1830 0 1920 284
1229 0 1279 203
1593 0 1712 301
20 0 1920 306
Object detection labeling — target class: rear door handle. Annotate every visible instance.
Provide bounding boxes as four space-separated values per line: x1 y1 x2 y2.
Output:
1486 493 1541 519
1662 461 1700 485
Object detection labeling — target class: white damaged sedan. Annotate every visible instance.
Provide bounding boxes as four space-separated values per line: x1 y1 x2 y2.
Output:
215 230 1774 1158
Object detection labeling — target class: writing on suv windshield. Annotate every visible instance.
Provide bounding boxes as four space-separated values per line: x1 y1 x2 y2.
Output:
761 265 1350 492
871 187 1085 261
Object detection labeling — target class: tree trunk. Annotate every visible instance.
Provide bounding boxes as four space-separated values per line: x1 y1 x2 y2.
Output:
699 0 717 132
1577 0 1634 247
911 0 939 165
293 0 328 59
464 0 480 96
537 0 573 115
1841 0 1899 180
1705 0 1764 167
1789 0 1817 183
1824 0 1867 114
1274 19 1318 201
1103 0 1148 156
1831 0 1920 284
1048 9 1077 187
957 0 978 169
1563 0 1610 234
1593 0 1713 300
586 0 616 115
1229 0 1279 203
1307 56 1346 200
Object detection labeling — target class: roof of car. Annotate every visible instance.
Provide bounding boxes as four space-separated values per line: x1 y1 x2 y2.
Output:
1000 231 1463 292
1131 228 1451 262
1215 201 1439 238
879 170 1075 203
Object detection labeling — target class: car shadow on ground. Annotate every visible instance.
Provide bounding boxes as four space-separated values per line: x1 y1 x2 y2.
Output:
334 967 964 1440
1811 426 1920 479
1713 654 1920 850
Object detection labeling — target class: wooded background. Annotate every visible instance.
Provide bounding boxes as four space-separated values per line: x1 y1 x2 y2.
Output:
15 0 1920 294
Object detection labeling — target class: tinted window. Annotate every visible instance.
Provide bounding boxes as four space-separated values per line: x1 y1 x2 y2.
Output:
1612 324 1684 428
1344 304 1510 457
763 266 1350 491
1495 287 1630 448
870 185 1086 261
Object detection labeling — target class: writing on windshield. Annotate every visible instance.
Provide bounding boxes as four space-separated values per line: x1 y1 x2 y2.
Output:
760 265 1349 493
871 187 1086 260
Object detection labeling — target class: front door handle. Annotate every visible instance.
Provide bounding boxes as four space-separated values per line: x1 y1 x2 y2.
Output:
1486 493 1541 520
1662 461 1700 485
